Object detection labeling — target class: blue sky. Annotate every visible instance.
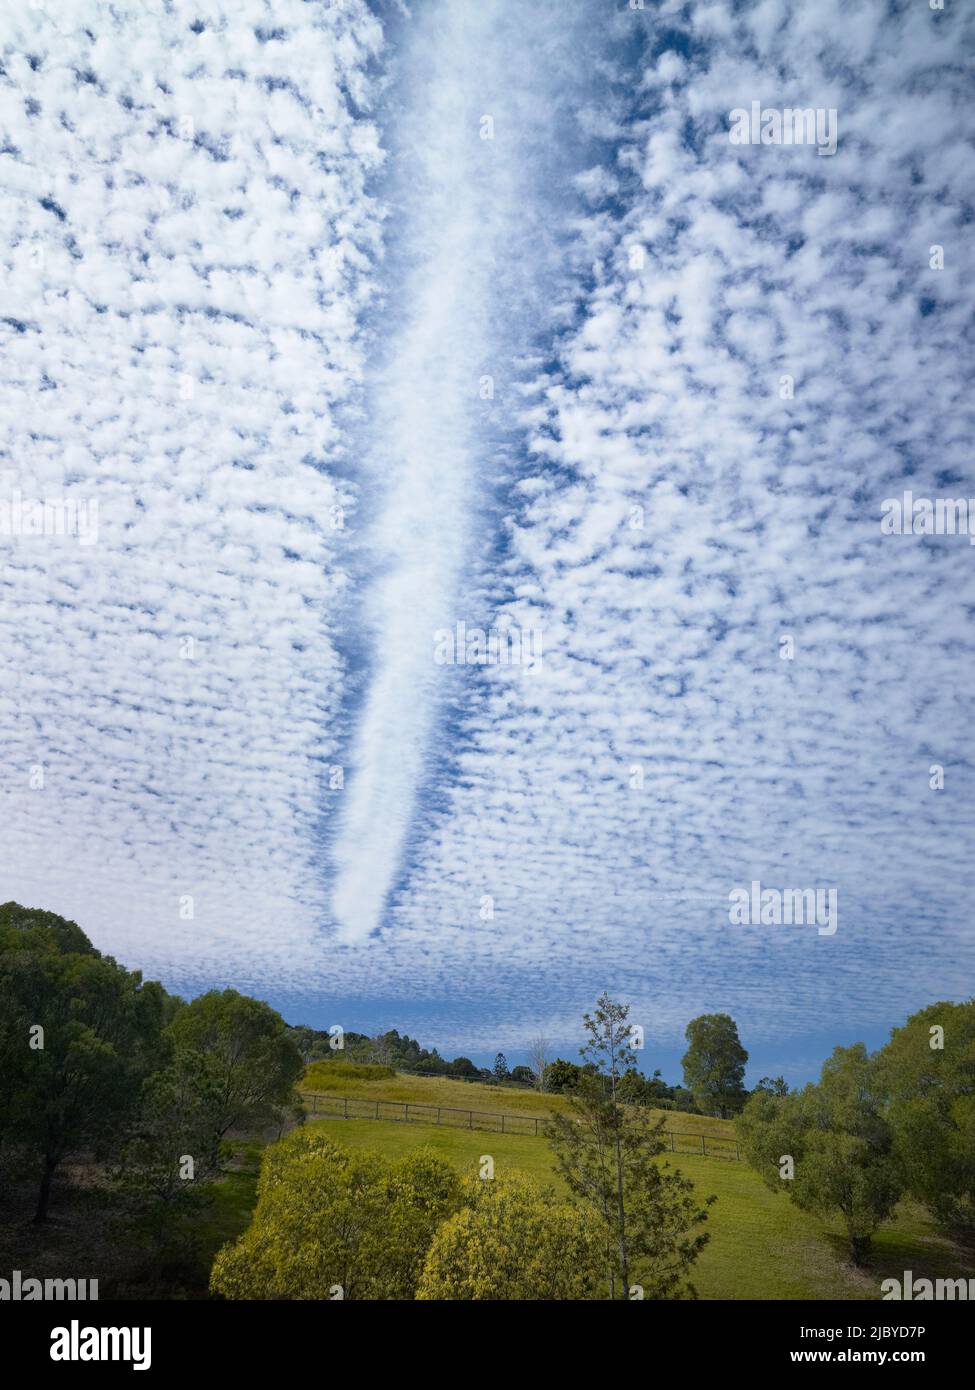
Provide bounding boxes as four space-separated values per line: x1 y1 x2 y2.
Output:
1 0 973 1087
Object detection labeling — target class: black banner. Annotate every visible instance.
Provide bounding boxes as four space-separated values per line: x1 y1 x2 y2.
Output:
2 1299 970 1374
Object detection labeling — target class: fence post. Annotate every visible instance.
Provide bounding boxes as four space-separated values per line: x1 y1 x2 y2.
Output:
344 1097 348 1119
469 1109 473 1130
501 1114 505 1134
700 1134 706 1156
736 1143 740 1161
437 1107 441 1126
376 1100 379 1120
671 1131 675 1151
535 1118 539 1137
406 1104 410 1124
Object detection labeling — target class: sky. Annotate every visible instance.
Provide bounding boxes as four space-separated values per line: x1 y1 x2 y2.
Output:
1 0 973 1086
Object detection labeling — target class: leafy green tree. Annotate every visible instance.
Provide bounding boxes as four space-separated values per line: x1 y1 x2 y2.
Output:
417 1171 604 1300
111 1054 225 1277
1 902 106 1160
0 903 168 1221
876 999 975 1230
167 989 302 1140
738 1043 900 1263
670 1085 698 1113
448 1056 480 1079
0 901 95 956
210 1131 461 1300
542 1057 583 1093
545 994 712 1299
754 1075 790 1097
682 1013 749 1118
286 1024 371 1064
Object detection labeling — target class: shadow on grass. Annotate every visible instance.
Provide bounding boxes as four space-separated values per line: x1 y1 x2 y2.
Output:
819 1204 975 1298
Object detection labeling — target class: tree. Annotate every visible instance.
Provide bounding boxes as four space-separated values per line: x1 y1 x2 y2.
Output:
670 1086 698 1113
111 1053 224 1274
617 1068 652 1106
754 1075 790 1097
0 903 168 1222
369 1032 395 1067
493 1052 509 1082
210 1131 461 1300
738 1043 900 1263
545 994 712 1299
527 1036 550 1092
542 1057 583 1094
876 999 975 1231
509 1065 535 1086
682 1014 749 1118
167 989 303 1140
448 1056 480 1079
287 1024 371 1063
417 1172 604 1300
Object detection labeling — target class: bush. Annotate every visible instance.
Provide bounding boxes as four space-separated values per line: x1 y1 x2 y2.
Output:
302 1060 396 1089
542 1058 583 1094
417 1172 604 1300
210 1131 461 1300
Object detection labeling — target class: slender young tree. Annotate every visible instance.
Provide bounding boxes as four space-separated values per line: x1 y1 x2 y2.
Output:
527 1035 550 1092
545 994 712 1299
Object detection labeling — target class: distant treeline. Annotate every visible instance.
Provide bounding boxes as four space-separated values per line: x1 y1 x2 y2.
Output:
287 1024 512 1083
287 1013 780 1118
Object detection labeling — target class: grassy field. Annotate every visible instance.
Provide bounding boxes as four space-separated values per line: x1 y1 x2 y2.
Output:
306 1113 974 1301
301 1064 736 1139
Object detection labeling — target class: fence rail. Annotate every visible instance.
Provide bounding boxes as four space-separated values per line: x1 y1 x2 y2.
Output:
300 1091 741 1160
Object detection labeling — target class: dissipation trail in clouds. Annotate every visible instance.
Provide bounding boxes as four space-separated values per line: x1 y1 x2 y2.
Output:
329 0 609 943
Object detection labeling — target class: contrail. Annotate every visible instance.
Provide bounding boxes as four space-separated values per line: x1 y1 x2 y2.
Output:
331 0 600 943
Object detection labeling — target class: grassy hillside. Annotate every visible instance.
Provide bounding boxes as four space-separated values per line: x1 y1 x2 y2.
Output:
301 1064 736 1139
305 1113 974 1301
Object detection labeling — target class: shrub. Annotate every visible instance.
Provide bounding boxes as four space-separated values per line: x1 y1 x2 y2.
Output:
417 1171 604 1300
301 1060 396 1090
210 1131 461 1300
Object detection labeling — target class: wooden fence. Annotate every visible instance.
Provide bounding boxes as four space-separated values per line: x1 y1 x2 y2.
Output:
300 1091 741 1160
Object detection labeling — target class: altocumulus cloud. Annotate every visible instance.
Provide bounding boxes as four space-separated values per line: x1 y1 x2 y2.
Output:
1 0 974 1066
0 0 384 984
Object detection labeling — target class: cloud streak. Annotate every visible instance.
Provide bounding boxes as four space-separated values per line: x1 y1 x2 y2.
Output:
330 0 606 941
